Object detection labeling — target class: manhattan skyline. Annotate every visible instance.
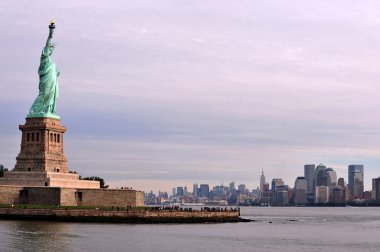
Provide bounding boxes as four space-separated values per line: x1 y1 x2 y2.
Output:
1 1 380 193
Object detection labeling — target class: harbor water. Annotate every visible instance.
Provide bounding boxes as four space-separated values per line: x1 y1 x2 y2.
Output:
0 207 379 252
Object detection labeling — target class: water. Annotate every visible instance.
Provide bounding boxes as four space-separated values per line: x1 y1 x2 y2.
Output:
0 207 379 252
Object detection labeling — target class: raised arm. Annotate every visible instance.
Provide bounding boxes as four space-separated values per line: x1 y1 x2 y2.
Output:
46 21 55 47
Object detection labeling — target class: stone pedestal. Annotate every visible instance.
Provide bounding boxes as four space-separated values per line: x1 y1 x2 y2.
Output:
0 117 99 189
14 117 68 173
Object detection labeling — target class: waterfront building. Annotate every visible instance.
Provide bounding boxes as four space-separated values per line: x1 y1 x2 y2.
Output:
294 177 307 205
276 185 289 205
331 187 346 204
315 186 330 204
304 164 315 203
372 177 380 201
348 165 364 199
260 190 272 204
271 178 284 204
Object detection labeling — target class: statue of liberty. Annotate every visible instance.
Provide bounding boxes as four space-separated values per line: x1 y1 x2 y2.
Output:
27 21 60 119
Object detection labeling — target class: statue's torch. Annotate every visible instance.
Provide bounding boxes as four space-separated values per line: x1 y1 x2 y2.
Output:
49 20 56 29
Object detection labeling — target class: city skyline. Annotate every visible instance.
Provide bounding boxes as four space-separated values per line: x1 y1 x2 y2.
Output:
2 1 380 193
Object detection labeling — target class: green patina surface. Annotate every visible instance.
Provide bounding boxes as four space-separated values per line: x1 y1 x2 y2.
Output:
27 22 60 119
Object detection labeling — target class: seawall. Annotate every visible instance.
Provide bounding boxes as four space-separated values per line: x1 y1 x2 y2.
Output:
0 207 246 223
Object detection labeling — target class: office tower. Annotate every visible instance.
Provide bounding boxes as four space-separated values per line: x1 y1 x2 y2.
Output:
294 177 307 205
193 183 198 198
315 186 330 204
199 184 209 198
348 165 364 199
304 164 315 203
332 187 346 204
315 164 327 187
275 185 289 205
260 170 266 192
372 177 380 200
271 178 284 192
271 179 284 204
238 184 246 192
263 183 270 191
229 181 235 190
183 186 188 196
176 186 184 196
338 178 345 187
326 168 337 187
172 188 176 197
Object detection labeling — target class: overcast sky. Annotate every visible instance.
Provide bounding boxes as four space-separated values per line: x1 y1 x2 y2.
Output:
1 0 380 193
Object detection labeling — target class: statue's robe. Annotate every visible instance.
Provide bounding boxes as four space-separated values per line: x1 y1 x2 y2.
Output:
28 45 59 115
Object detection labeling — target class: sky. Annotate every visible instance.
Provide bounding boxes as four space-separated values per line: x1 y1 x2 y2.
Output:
1 0 380 193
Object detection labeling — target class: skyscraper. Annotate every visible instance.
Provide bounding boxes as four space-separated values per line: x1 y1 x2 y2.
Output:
176 186 184 196
260 170 266 192
271 178 284 192
229 181 235 190
315 166 328 187
372 177 380 201
326 168 337 187
338 178 345 187
294 176 307 205
304 164 315 204
348 165 364 199
271 178 284 205
193 183 198 198
199 184 209 198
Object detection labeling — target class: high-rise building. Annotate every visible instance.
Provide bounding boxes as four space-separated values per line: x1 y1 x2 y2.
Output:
304 164 315 204
315 186 330 204
229 181 235 190
260 170 266 192
326 168 337 187
294 177 307 205
275 185 289 205
315 164 327 187
332 187 346 204
199 184 209 198
238 184 246 192
271 179 284 205
348 165 364 199
193 183 198 198
183 186 188 196
176 186 184 196
372 177 380 201
172 188 176 197
338 178 345 187
271 178 284 192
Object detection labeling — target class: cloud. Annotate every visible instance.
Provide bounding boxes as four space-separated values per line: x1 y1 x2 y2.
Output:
1 0 380 192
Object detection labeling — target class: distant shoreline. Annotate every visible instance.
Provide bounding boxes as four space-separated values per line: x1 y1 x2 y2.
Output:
0 207 247 224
